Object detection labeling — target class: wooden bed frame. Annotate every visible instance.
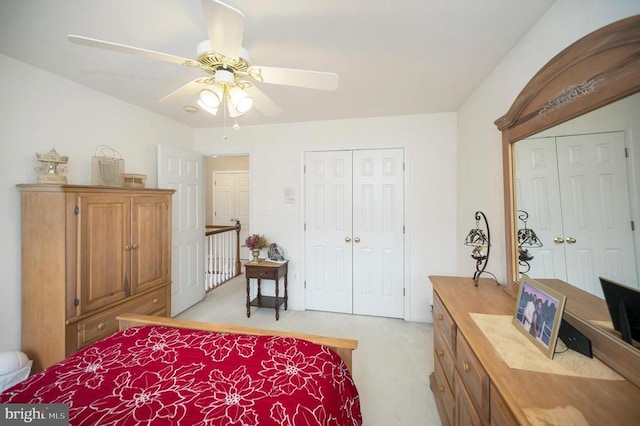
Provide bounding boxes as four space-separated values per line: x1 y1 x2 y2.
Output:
117 313 358 373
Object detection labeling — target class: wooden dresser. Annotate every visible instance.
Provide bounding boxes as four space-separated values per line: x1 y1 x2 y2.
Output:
429 275 640 425
17 184 174 372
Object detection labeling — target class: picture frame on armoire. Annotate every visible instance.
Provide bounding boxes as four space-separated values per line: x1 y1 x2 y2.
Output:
513 275 567 359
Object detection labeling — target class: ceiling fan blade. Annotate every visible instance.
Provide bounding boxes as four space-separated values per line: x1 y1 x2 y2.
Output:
159 79 210 104
244 85 282 117
68 35 198 67
202 0 245 60
248 66 339 91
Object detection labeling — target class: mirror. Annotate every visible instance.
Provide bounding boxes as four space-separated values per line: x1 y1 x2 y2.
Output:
513 93 640 299
495 14 640 386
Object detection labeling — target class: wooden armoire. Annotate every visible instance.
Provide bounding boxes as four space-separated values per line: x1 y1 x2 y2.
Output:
17 184 175 372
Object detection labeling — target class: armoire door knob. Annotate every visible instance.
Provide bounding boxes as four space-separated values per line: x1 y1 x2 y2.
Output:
354 237 361 243
345 237 352 242
553 237 565 244
565 237 576 244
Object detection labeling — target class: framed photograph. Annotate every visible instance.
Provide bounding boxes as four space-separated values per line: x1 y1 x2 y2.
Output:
513 275 567 359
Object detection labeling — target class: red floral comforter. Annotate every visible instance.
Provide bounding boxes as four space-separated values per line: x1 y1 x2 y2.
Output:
1 326 361 425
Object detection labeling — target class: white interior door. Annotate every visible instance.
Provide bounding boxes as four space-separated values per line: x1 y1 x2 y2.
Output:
305 149 405 318
214 171 250 258
556 132 637 296
305 151 353 314
158 145 205 316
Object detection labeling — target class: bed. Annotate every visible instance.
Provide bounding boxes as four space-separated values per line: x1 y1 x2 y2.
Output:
0 313 361 425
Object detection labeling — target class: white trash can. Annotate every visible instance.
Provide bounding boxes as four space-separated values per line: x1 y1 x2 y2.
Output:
0 351 33 392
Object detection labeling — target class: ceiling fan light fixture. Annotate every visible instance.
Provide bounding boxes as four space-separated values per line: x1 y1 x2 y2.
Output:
228 86 253 114
197 99 218 116
199 87 223 109
214 69 235 86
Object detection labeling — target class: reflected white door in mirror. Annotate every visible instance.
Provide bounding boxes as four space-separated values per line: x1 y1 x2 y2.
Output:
515 130 638 297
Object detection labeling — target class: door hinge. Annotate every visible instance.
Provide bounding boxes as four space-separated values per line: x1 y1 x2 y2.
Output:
304 223 306 231
403 162 406 172
403 288 406 297
304 281 307 289
625 148 629 158
74 206 79 215
73 298 79 307
403 225 405 234
632 220 636 231
304 165 306 174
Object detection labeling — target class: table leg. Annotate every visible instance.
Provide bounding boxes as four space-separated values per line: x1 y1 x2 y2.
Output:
246 276 251 318
284 272 288 311
275 277 280 321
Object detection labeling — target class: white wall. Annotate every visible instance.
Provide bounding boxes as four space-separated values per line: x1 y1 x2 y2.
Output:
194 113 458 322
456 0 640 283
0 54 193 352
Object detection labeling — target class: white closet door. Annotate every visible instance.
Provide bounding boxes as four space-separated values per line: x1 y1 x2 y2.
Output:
304 149 405 318
305 151 353 313
352 149 404 317
556 132 637 296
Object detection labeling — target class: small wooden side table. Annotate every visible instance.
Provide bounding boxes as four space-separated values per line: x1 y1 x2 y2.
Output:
245 260 289 320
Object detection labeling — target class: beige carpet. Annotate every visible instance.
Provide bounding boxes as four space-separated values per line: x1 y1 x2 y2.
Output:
177 273 441 425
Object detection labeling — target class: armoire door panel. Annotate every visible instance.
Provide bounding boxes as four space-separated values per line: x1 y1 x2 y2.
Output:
131 196 170 294
77 195 129 314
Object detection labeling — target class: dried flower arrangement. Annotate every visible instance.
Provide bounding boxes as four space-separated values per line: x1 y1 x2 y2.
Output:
244 234 268 250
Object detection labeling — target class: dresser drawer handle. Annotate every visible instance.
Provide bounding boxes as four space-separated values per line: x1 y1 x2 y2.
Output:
462 361 470 371
259 272 266 277
153 298 159 304
97 323 105 330
437 350 444 357
439 385 445 393
437 314 444 321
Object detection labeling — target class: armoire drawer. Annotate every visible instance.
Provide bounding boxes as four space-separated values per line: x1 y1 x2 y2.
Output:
76 287 167 348
456 332 490 423
433 292 456 353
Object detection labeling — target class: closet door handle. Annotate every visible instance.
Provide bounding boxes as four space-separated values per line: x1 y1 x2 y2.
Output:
565 237 576 244
553 237 565 244
132 243 139 249
354 237 361 243
345 237 352 243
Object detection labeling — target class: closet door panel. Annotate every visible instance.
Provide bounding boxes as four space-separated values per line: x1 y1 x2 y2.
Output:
514 137 566 280
352 149 404 318
305 151 353 313
557 132 637 296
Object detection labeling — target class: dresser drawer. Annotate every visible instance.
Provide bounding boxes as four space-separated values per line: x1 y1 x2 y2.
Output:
77 287 167 348
433 355 455 426
434 326 455 390
456 332 490 423
433 292 456 353
490 383 518 426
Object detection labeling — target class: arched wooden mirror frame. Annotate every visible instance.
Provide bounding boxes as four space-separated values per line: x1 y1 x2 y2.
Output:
495 14 640 385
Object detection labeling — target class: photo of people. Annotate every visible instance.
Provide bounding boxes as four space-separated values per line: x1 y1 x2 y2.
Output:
515 280 560 348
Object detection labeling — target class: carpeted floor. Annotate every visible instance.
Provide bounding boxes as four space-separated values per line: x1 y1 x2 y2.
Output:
177 272 441 425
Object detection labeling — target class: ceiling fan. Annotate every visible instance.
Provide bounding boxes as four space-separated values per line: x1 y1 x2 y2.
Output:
68 0 339 120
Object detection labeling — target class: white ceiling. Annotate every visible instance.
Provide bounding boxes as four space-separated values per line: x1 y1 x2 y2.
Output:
0 0 555 128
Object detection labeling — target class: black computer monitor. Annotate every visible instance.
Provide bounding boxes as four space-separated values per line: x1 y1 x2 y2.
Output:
599 277 640 345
